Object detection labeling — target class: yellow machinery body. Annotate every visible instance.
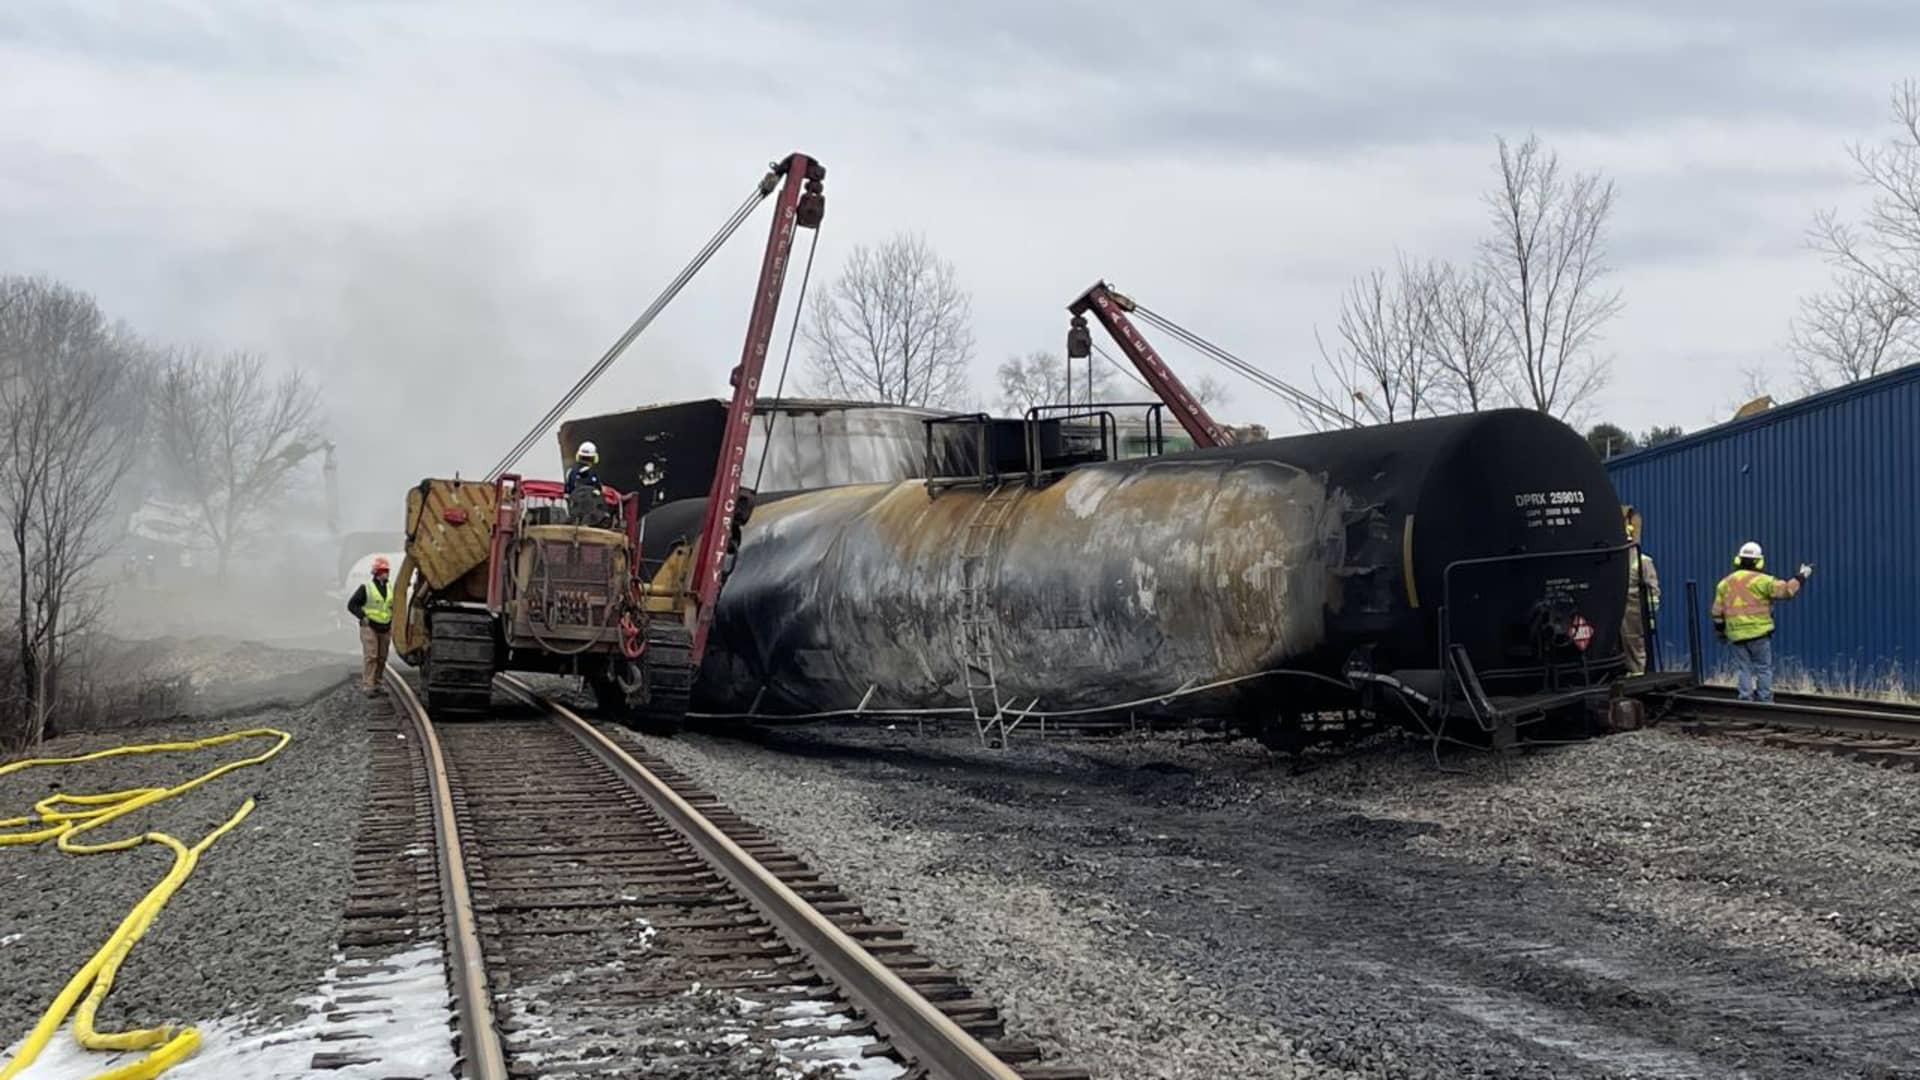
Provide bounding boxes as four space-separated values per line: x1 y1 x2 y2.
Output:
393 476 701 725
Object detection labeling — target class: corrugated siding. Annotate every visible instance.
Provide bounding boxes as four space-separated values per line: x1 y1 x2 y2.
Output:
1605 366 1920 683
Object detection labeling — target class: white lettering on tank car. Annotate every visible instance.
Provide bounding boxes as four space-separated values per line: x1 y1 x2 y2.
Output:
1515 489 1589 528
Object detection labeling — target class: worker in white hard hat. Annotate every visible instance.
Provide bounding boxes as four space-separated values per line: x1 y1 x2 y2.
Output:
1710 541 1813 702
565 441 601 495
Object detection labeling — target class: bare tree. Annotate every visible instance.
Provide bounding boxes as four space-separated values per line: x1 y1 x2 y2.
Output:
802 233 974 408
154 350 326 581
1426 261 1514 411
996 350 1116 413
1799 83 1920 389
1788 269 1915 390
0 277 143 750
1188 375 1231 408
1813 81 1920 311
1308 257 1442 428
1481 134 1622 419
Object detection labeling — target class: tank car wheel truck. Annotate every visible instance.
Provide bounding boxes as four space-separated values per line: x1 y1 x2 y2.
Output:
385 151 827 730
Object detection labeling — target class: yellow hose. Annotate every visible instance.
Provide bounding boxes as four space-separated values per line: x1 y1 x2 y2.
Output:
0 728 291 1080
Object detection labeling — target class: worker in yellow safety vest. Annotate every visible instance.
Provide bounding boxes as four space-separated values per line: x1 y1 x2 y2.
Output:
1621 506 1661 676
1711 542 1813 702
347 556 394 696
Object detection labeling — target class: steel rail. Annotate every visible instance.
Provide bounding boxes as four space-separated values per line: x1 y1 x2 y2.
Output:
495 674 1023 1080
1664 685 1920 741
385 671 511 1080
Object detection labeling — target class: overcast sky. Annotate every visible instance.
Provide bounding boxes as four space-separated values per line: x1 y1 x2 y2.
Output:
2 2 1915 529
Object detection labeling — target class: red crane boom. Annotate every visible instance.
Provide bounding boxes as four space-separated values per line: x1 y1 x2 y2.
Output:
687 152 826 661
1066 281 1226 449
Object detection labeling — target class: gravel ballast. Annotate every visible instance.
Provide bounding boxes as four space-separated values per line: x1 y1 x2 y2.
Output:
0 683 370 1046
618 720 1920 1080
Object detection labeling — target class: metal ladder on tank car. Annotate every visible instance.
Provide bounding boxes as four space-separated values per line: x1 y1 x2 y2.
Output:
956 481 1023 745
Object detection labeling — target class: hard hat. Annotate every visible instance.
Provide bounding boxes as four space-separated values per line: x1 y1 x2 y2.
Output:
576 440 599 463
1736 541 1763 566
372 556 391 574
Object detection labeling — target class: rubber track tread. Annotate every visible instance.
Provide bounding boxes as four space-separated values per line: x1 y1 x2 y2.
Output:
426 609 496 717
636 621 693 732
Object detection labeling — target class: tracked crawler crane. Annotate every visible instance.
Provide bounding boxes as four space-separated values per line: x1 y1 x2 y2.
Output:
391 153 827 727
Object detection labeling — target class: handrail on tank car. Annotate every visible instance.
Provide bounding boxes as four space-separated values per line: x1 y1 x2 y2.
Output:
923 413 996 493
1435 540 1636 731
1023 401 1171 469
1021 406 1117 486
924 402 1174 495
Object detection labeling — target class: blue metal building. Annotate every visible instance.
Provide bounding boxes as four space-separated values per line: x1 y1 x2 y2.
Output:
1605 364 1920 685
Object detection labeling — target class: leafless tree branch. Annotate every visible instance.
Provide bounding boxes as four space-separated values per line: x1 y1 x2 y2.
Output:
0 276 143 750
1480 134 1621 419
996 350 1115 413
1305 257 1443 428
1425 261 1514 411
1788 268 1915 391
153 350 326 580
802 233 975 409
1800 80 1920 389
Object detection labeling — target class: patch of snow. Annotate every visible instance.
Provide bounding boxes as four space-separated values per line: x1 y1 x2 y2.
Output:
774 1032 907 1080
778 1014 853 1031
4 944 455 1080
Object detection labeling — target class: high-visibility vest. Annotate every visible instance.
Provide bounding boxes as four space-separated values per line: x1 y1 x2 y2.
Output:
363 577 393 627
1711 568 1798 643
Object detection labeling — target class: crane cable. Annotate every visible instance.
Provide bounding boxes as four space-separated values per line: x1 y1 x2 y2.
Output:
1129 304 1357 429
0 728 292 1080
1090 344 1154 394
486 174 781 481
752 223 824 495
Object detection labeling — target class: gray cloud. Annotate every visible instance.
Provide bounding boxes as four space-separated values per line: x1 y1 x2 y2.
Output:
717 0 1916 158
0 3 335 75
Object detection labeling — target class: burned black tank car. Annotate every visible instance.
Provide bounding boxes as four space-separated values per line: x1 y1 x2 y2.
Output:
640 408 1631 741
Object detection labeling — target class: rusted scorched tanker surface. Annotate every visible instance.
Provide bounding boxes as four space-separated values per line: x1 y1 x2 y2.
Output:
665 408 1628 720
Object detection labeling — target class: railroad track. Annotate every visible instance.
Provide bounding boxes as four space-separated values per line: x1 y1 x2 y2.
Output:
362 670 1083 1080
1662 685 1920 769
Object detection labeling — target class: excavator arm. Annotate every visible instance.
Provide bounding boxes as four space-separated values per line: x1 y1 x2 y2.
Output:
1067 281 1227 449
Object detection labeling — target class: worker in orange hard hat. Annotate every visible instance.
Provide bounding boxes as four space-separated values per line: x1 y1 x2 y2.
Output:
347 556 395 696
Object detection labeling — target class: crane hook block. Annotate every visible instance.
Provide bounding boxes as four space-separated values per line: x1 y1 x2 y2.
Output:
1066 315 1092 360
796 178 826 229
